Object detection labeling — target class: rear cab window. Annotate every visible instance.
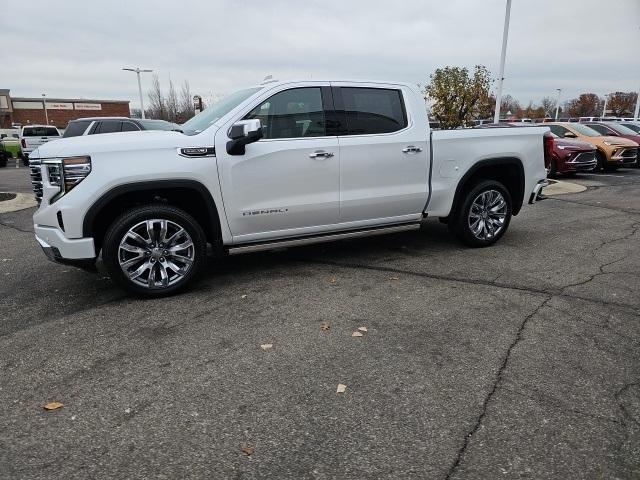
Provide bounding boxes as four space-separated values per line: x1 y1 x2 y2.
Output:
336 87 407 135
22 127 60 137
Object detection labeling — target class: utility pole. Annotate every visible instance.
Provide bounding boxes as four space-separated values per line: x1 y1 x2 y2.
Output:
122 67 153 118
42 93 49 125
554 88 561 120
494 0 512 124
633 86 639 121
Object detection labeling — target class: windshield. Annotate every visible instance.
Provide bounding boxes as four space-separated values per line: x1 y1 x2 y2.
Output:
610 123 638 136
181 87 263 135
569 123 601 137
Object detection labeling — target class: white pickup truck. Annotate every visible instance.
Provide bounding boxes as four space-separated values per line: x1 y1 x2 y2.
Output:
29 80 548 296
20 125 61 165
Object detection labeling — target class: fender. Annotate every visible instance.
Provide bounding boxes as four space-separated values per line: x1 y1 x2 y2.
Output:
451 157 525 216
82 179 222 241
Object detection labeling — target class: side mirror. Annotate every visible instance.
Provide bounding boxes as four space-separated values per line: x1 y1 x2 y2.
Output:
226 119 263 155
564 131 577 138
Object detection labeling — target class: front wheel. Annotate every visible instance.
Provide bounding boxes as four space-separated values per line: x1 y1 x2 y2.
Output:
595 151 607 172
102 205 207 296
449 180 512 247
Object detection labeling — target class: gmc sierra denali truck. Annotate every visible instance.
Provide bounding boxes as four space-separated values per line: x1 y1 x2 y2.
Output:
29 80 548 296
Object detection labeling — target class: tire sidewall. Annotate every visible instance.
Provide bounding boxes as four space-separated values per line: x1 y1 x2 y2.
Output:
453 180 512 248
102 205 207 296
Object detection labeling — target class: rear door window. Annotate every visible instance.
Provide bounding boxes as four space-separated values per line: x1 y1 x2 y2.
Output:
63 121 91 138
95 120 121 134
338 87 407 135
121 121 140 132
587 124 611 135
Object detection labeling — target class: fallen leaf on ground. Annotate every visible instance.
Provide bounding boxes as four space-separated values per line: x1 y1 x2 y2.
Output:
242 446 255 456
124 408 131 414
358 326 368 332
336 384 347 393
43 402 64 411
260 343 273 351
329 277 337 284
241 294 247 299
351 331 364 337
390 276 400 281
320 322 331 331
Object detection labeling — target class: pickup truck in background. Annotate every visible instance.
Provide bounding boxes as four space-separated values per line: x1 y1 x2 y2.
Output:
20 125 61 165
28 80 548 296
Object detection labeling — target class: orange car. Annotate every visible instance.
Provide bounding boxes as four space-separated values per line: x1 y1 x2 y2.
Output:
545 122 638 171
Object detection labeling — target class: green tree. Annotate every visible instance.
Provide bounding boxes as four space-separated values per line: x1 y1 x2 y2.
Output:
424 65 492 129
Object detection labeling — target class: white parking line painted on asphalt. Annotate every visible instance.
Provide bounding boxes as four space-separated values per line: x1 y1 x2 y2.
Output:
577 173 627 178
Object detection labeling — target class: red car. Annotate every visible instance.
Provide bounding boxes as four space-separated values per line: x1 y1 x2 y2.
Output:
475 123 596 176
545 133 597 176
584 122 640 167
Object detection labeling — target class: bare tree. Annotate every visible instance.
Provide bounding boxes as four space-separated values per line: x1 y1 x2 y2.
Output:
167 80 179 123
540 97 556 118
179 80 195 123
147 74 166 120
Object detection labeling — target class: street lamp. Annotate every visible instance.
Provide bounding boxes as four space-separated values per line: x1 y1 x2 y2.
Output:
602 93 609 120
554 88 561 120
122 67 153 119
42 93 49 125
634 84 640 121
494 0 512 124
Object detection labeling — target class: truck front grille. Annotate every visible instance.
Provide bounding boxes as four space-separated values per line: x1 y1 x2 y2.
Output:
29 159 43 204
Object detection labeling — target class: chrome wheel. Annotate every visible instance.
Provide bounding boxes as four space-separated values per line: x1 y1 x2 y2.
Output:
468 190 507 241
117 219 195 289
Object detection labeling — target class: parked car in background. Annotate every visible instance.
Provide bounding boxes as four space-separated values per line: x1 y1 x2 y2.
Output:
475 122 596 176
584 121 640 167
20 125 61 166
620 121 640 135
63 117 181 138
0 129 21 161
544 122 638 171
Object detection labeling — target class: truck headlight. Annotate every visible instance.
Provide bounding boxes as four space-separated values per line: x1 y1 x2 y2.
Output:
43 156 91 202
61 156 92 192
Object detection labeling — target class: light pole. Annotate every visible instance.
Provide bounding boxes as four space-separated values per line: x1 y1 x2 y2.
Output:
494 0 512 124
42 93 49 125
554 88 561 120
633 85 639 121
122 67 153 118
602 93 609 120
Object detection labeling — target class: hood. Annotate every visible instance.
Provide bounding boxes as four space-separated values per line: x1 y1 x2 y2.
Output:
29 130 212 159
555 137 594 150
599 135 638 147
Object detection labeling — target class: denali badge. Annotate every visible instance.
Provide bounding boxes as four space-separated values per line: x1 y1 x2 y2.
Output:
178 147 215 157
242 208 289 216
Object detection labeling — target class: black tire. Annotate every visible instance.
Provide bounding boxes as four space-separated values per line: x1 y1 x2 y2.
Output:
448 179 512 248
22 156 29 166
548 158 558 178
0 154 6 168
102 204 207 297
595 151 606 172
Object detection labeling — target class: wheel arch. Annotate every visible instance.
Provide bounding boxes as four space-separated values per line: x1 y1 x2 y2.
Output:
451 157 525 217
83 180 223 253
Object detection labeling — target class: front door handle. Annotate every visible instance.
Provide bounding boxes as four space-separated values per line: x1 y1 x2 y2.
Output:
402 145 422 154
309 150 334 159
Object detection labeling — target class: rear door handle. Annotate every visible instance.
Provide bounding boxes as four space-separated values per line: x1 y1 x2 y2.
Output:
402 145 422 154
309 150 334 159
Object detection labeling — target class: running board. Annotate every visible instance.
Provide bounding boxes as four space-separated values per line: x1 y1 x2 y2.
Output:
227 222 421 255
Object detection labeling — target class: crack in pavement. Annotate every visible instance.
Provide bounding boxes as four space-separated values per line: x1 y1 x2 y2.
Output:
548 197 640 215
0 220 33 234
443 295 553 480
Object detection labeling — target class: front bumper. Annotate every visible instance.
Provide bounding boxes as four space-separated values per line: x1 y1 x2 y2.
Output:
529 179 549 204
563 151 597 172
611 148 637 165
35 225 96 268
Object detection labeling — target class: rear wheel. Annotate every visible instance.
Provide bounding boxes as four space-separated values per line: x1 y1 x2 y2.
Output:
0 152 6 168
102 205 207 296
548 159 558 178
448 180 512 247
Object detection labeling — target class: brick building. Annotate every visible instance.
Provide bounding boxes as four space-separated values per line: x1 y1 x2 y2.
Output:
0 89 130 129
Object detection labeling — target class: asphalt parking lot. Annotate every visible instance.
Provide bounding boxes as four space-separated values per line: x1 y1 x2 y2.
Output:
1 163 639 479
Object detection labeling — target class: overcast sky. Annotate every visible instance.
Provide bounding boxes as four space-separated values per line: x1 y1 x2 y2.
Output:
2 0 639 110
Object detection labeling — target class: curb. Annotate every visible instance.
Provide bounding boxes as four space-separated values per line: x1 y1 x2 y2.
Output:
544 180 586 196
0 193 37 214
